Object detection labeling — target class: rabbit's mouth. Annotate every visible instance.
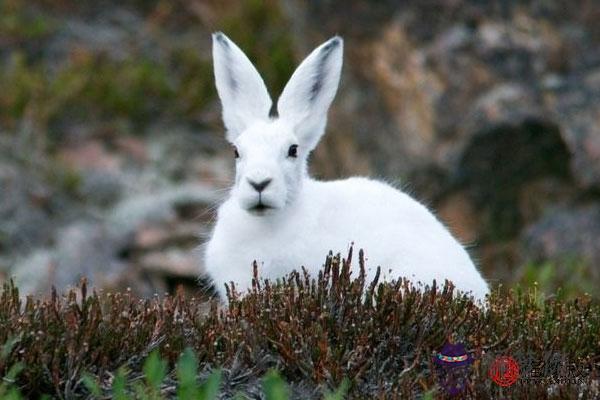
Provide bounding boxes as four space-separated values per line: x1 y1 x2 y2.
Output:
248 201 275 215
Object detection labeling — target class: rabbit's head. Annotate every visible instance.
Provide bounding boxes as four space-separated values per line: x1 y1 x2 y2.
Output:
212 32 343 215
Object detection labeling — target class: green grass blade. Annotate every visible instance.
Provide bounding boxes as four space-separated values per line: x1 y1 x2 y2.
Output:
176 347 200 400
263 370 289 400
143 350 167 392
1 336 21 360
200 369 222 400
324 378 349 400
112 367 129 400
82 373 102 397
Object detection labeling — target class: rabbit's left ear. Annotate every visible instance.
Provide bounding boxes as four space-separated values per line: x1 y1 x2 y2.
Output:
212 32 273 142
277 37 343 151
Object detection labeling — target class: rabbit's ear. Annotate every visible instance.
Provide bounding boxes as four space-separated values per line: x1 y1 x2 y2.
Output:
212 32 273 142
277 37 343 151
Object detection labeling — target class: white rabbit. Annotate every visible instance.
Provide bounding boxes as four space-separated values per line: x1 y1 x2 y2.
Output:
204 32 489 301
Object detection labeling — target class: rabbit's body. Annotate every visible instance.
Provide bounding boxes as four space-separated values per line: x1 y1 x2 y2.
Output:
206 176 488 300
204 33 489 301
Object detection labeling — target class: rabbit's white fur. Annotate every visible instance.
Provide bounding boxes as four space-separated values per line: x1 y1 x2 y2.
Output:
205 33 489 301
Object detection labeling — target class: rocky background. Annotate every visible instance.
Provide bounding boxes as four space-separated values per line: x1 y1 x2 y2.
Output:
1 0 599 298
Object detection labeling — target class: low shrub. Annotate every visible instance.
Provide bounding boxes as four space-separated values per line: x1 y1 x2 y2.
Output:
0 249 598 399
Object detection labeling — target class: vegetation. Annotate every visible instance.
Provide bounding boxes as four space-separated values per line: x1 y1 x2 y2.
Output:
0 0 295 139
518 259 599 300
0 50 212 133
2 349 348 400
0 250 598 399
0 0 54 42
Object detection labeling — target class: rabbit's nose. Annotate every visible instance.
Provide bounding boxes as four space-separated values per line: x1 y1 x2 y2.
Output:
247 178 272 193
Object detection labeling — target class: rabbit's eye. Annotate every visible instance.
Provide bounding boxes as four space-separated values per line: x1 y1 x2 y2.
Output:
287 144 298 158
233 146 240 159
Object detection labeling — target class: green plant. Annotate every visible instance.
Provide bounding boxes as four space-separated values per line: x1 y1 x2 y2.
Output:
263 370 289 400
139 350 168 399
0 335 23 400
176 348 201 400
78 349 224 399
112 367 130 400
7 344 345 399
0 0 53 41
0 48 214 134
518 258 598 300
323 377 349 400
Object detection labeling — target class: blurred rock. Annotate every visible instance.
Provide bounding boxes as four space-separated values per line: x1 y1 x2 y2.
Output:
58 140 121 171
552 80 600 190
437 191 479 244
47 8 148 63
0 160 75 257
454 118 572 241
139 250 198 278
134 226 172 250
133 222 206 251
11 184 218 296
522 205 600 280
108 184 218 234
12 250 55 296
114 136 148 163
145 124 227 183
77 169 124 207
54 222 126 290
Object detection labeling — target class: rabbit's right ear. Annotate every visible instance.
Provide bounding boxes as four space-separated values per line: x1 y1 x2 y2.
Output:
212 32 273 142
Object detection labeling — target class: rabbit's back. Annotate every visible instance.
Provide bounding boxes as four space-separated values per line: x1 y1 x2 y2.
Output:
304 178 486 291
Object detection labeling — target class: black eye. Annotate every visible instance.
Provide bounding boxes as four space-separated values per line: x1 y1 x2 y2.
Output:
233 146 239 159
287 144 298 158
